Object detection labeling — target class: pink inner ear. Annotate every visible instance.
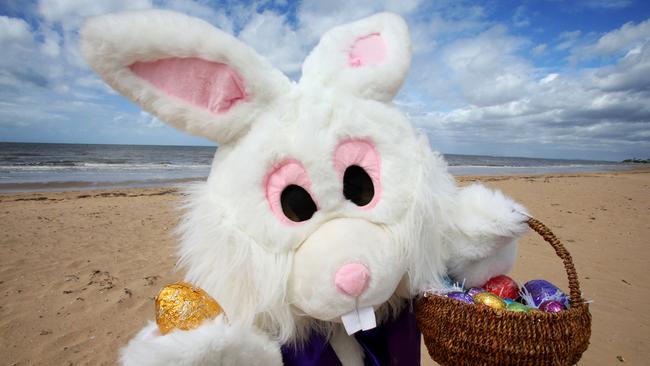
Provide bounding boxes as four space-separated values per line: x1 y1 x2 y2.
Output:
348 33 387 68
129 57 247 116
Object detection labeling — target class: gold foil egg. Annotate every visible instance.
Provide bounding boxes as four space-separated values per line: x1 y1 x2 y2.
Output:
155 282 223 334
473 291 507 310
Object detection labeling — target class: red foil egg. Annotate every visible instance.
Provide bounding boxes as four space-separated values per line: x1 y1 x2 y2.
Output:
483 275 519 300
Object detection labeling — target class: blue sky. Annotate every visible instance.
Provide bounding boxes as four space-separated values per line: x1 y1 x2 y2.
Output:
1 0 649 161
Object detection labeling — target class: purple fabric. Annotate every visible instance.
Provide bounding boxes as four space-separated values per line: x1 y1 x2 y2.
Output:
281 305 420 366
281 332 342 366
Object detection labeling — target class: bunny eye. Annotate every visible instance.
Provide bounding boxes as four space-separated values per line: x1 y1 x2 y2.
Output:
281 185 317 222
265 160 318 225
334 139 381 209
343 165 374 206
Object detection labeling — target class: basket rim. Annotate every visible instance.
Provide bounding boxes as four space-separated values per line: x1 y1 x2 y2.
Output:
417 293 590 319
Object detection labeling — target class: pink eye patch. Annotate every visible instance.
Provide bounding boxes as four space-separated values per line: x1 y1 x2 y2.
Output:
265 160 318 225
334 139 381 209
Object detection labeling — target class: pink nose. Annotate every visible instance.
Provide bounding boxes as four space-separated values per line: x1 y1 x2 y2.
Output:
334 262 370 297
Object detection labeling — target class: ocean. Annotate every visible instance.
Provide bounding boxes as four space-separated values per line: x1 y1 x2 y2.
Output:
0 142 631 192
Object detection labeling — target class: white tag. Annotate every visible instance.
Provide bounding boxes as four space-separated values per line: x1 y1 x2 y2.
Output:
341 310 362 335
358 306 377 331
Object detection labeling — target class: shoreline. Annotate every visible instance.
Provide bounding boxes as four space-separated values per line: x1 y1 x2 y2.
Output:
0 177 202 193
1 169 649 365
1 165 647 194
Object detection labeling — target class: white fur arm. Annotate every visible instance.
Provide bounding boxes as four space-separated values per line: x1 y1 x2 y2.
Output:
120 316 283 366
443 184 529 287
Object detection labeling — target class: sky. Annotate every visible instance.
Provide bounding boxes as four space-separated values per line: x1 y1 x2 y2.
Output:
1 0 649 161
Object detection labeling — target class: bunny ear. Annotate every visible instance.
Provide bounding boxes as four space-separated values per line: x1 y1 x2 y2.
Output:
81 10 290 144
300 12 411 102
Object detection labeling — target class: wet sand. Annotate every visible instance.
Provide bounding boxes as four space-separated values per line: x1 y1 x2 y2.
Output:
1 170 649 365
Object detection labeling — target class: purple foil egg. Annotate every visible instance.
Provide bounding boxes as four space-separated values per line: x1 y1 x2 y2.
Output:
539 300 566 313
466 287 484 297
522 280 569 307
446 291 474 304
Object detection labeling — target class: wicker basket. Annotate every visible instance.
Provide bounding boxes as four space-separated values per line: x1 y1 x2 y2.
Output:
416 217 591 366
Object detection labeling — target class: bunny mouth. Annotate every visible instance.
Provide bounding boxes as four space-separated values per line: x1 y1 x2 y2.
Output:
288 218 406 326
340 305 376 335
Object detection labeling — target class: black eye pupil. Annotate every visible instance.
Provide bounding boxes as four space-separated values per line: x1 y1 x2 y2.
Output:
343 165 374 206
280 184 317 222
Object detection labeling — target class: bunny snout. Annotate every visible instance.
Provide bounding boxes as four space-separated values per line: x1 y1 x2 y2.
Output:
334 262 371 297
288 218 406 324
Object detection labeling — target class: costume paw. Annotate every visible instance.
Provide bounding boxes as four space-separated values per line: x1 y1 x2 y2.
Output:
120 316 282 366
453 184 528 244
445 184 529 287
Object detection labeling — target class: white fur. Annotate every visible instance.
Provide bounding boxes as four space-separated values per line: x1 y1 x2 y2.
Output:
443 184 529 287
81 10 291 144
289 218 405 321
301 12 411 102
120 317 282 366
82 10 529 365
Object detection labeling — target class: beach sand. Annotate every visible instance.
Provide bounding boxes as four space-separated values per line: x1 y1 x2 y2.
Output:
1 170 648 365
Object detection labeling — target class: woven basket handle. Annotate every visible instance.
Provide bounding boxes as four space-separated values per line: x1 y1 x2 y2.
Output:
526 217 584 305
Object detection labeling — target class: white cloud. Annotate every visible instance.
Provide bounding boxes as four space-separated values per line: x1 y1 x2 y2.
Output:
582 18 650 56
297 0 379 42
408 15 650 159
539 73 558 84
512 5 529 28
38 0 152 29
556 30 581 51
161 0 234 33
578 0 633 10
0 15 31 42
532 43 547 56
136 111 164 129
238 11 304 76
0 16 47 89
297 0 425 43
39 26 61 57
440 26 532 106
0 1 157 135
591 43 650 92
1 1 648 159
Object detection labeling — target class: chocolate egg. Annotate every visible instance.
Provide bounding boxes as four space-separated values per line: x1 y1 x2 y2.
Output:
466 287 484 297
483 275 519 300
522 280 569 307
539 300 566 313
506 302 529 312
446 291 474 304
472 292 506 310
155 282 223 334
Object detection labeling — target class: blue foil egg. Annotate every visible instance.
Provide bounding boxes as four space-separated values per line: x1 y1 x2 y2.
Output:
466 287 484 297
446 291 474 304
522 280 569 307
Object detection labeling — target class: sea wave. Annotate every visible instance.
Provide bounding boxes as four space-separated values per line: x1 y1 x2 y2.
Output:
1 162 211 170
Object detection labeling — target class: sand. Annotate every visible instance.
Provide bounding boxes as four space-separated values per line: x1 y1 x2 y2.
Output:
1 170 649 365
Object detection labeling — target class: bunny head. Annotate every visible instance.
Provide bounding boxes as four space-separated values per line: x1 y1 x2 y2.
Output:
82 10 475 343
